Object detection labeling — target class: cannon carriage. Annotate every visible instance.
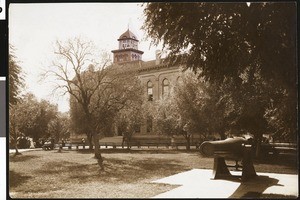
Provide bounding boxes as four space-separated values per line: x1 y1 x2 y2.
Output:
199 137 257 182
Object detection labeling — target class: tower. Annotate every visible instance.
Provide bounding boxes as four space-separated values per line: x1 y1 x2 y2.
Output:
111 29 144 64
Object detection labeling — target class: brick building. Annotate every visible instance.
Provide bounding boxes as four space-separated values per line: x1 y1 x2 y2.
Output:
111 29 184 135
69 29 185 141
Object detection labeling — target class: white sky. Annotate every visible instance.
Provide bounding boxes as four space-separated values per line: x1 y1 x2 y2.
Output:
9 3 162 113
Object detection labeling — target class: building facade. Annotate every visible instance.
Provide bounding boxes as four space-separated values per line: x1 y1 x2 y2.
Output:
70 29 185 141
111 29 184 135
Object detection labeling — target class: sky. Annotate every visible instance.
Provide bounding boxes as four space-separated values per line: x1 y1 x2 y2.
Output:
9 3 162 113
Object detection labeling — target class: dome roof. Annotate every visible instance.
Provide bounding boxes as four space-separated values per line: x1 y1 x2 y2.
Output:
118 29 138 41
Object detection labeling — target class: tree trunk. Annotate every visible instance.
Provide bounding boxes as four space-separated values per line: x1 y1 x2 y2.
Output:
11 123 21 156
219 131 226 140
14 141 21 155
93 133 104 170
254 134 262 158
87 133 93 150
126 133 132 149
185 135 191 150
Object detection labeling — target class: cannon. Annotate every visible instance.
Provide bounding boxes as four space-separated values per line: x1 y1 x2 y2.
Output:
199 137 257 182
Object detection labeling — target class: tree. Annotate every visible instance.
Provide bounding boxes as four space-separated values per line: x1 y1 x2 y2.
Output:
46 37 109 167
13 93 58 142
48 112 70 143
9 93 58 154
46 37 143 169
115 92 143 149
143 2 297 152
143 70 234 150
145 98 189 148
90 66 143 139
9 45 25 155
143 3 296 85
9 45 24 106
174 71 239 145
9 105 22 155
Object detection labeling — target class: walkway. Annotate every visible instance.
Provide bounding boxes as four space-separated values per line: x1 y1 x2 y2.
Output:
152 169 298 198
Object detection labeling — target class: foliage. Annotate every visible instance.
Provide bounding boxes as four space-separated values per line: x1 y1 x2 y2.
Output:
10 93 58 142
143 97 183 137
91 67 143 136
143 2 297 143
144 71 231 149
47 37 144 167
9 93 59 155
143 2 296 86
46 37 111 156
9 104 22 154
174 71 239 140
47 112 70 143
9 45 24 105
114 89 143 147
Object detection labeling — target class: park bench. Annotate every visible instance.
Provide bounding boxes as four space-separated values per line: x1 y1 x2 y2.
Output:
261 143 297 156
171 135 203 149
54 139 86 150
69 139 86 150
129 135 171 148
99 142 117 149
42 141 54 150
97 136 123 149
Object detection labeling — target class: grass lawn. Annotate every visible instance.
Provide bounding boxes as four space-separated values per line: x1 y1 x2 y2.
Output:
9 148 298 198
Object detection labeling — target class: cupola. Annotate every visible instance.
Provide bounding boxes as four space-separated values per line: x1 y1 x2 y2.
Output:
111 29 144 64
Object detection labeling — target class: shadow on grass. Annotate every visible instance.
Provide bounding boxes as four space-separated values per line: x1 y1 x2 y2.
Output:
9 155 39 163
259 193 297 198
99 157 190 182
252 154 298 171
256 154 297 165
77 148 199 155
77 149 96 154
36 161 80 175
33 155 189 184
53 150 70 154
9 170 32 188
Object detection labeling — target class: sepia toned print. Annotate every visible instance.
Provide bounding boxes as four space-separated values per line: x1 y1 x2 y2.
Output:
8 2 298 198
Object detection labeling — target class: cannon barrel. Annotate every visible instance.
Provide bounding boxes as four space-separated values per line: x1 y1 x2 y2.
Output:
199 137 248 157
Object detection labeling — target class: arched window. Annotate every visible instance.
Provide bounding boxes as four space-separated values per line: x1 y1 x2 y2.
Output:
162 78 170 99
147 81 153 101
177 76 183 84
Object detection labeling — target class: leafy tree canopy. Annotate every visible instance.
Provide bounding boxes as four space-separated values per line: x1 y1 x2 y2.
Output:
143 2 297 142
10 93 58 142
9 45 25 105
143 2 296 89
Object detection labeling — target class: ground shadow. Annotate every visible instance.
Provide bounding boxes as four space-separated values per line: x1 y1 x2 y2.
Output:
53 150 70 154
254 154 297 167
76 148 198 154
229 175 281 198
63 157 189 184
9 155 39 163
9 170 32 188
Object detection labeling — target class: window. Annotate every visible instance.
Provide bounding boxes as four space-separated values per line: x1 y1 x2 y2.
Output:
147 81 153 101
162 78 170 99
177 76 183 84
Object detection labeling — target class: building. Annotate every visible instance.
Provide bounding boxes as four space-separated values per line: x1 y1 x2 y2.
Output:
69 28 185 141
111 29 184 135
